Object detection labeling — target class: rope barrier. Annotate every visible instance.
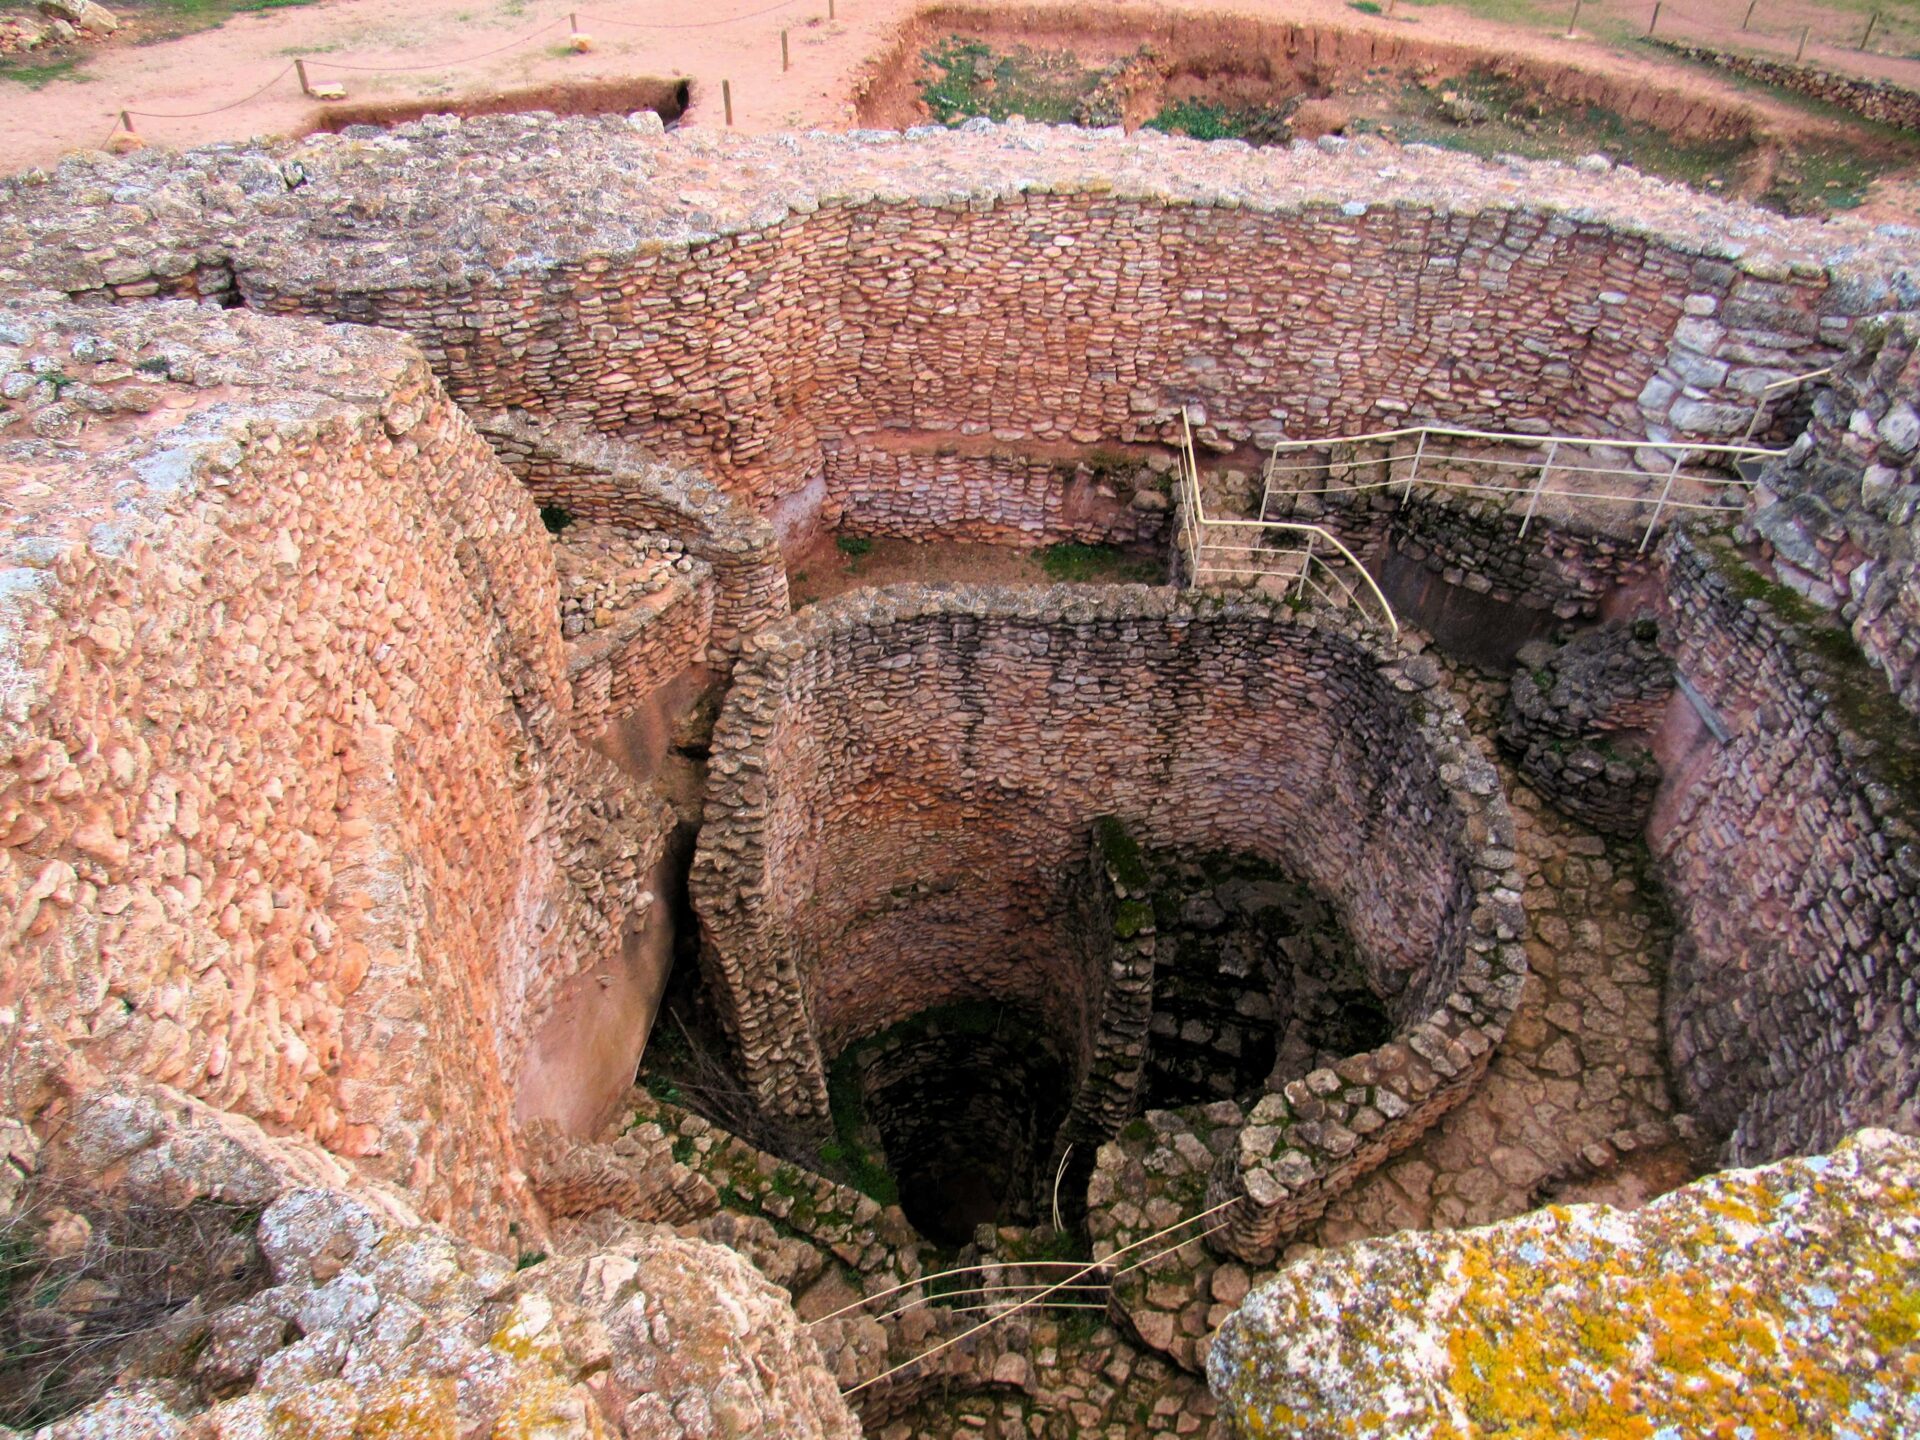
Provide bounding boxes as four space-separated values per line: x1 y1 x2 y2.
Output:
840 1195 1242 1398
124 60 296 119
108 0 810 134
302 16 567 73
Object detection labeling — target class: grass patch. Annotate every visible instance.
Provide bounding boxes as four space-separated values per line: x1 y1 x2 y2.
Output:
1349 0 1384 12
918 34 1103 126
823 1053 899 1208
0 57 88 88
1703 536 1920 815
834 534 874 560
1037 542 1161 583
1144 99 1250 141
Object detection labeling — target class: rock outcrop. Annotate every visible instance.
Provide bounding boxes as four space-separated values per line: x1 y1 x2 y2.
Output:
1208 1128 1920 1439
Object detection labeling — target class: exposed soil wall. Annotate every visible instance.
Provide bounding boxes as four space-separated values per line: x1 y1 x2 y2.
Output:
855 3 1771 143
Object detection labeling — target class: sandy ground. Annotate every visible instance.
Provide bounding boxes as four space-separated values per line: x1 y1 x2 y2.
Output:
2 0 1917 176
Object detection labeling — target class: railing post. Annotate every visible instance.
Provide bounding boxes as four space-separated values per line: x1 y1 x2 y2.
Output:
1400 428 1427 499
1740 393 1768 446
1518 440 1558 539
1294 534 1315 604
1641 449 1685 553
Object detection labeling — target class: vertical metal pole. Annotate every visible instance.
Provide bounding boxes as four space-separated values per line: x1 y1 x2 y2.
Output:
1641 450 1685 553
1401 429 1427 499
569 10 578 31
1646 1 1661 37
1294 533 1315 603
1568 0 1584 35
1518 441 1558 539
829 0 835 17
1741 0 1756 27
295 57 312 96
1795 24 1809 59
782 29 790 71
1741 391 1769 446
722 79 734 125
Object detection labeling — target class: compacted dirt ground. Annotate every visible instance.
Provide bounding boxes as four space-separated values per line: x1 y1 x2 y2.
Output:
2 0 1917 210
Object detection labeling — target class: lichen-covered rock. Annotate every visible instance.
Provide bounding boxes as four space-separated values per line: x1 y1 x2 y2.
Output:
1208 1129 1920 1439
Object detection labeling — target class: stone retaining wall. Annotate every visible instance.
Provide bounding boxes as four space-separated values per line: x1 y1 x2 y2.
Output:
4 119 1889 544
690 585 1524 1254
1741 312 1920 721
0 302 668 1244
1651 40 1920 134
478 411 789 663
1653 527 1920 1163
1499 621 1674 835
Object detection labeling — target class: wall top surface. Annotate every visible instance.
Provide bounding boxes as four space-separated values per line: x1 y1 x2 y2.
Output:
3 114 1917 301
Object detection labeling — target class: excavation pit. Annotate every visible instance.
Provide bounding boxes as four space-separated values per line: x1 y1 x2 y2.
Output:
690 584 1526 1253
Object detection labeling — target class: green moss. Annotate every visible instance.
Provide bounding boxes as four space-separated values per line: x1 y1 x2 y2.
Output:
1093 815 1151 891
1113 899 1155 939
1701 538 1920 815
1037 542 1162 583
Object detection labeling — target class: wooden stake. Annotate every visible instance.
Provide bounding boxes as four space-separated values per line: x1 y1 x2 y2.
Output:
1567 0 1583 35
781 28 790 70
119 109 133 132
722 78 733 126
569 10 578 30
1741 0 1756 28
1795 23 1809 59
1860 11 1878 48
828 0 835 18
1646 1 1660 37
295 57 312 96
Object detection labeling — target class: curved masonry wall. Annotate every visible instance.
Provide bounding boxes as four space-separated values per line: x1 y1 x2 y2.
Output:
4 118 1895 547
0 303 669 1243
689 586 1524 1245
1653 528 1920 1162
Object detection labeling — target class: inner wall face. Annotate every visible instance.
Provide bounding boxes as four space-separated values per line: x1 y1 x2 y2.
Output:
693 587 1478 1135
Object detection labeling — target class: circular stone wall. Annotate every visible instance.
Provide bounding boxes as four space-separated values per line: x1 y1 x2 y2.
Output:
691 585 1524 1238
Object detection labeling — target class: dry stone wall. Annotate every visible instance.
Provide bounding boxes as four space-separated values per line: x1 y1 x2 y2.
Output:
479 410 788 664
1742 312 1920 720
691 586 1523 1255
1650 40 1920 134
0 301 668 1244
1653 527 1920 1164
3 118 1900 550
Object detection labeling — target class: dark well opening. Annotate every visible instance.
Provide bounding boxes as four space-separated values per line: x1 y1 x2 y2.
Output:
831 1004 1069 1249
1137 848 1392 1111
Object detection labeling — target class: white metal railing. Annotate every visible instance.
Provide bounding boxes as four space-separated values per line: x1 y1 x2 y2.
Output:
1176 413 1401 637
1253 422 1793 555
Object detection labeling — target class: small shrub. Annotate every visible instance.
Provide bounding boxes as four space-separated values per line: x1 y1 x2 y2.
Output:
1349 1 1384 12
835 534 874 560
514 1250 547 1271
538 504 574 534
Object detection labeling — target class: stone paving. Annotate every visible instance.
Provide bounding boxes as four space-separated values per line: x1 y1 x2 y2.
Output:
1307 656 1684 1249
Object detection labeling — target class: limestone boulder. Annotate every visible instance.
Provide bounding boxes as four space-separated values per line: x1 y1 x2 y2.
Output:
1208 1129 1920 1438
35 0 117 34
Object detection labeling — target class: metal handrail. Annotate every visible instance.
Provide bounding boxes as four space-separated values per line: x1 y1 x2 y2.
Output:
1252 416 1796 554
1177 412 1401 637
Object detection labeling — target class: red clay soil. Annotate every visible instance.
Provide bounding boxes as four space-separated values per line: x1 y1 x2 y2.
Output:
854 2 1782 144
1 0 1913 208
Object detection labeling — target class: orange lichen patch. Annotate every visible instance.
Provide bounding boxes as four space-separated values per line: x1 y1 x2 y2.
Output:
1210 1129 1920 1440
353 1379 458 1440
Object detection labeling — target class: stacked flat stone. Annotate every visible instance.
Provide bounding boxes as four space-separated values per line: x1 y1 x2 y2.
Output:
1655 525 1920 1164
1499 619 1674 835
1651 40 1920 134
553 523 688 637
